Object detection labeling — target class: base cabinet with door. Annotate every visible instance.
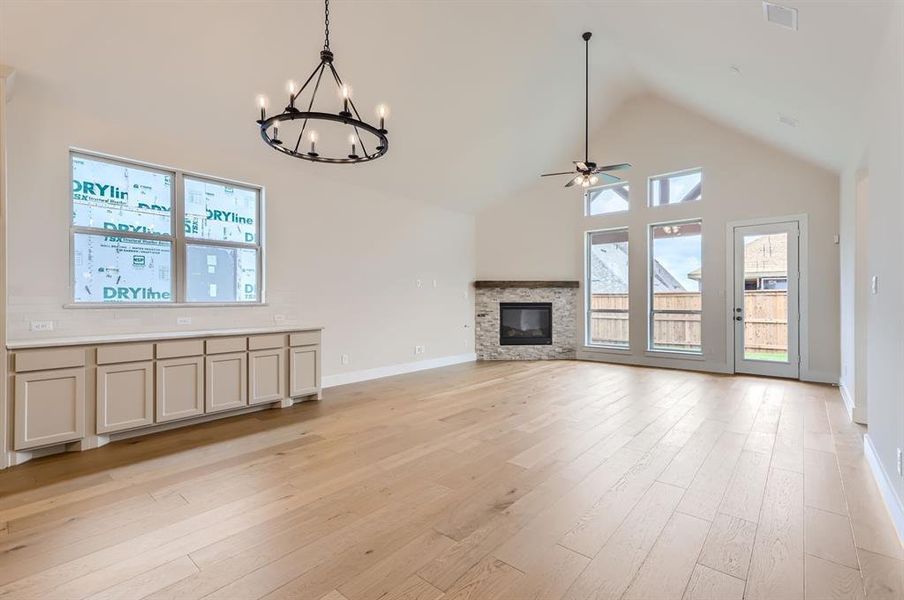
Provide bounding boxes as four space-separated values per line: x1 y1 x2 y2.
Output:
6 327 322 456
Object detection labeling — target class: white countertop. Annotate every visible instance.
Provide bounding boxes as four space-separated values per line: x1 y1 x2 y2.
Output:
6 325 324 350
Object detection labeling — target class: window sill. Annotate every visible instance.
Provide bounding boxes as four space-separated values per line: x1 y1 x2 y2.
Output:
644 349 705 361
582 345 632 355
64 302 269 309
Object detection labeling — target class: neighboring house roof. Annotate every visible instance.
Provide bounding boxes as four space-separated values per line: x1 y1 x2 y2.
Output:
590 243 685 293
687 234 787 281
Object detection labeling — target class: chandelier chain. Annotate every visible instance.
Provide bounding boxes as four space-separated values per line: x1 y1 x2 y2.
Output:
323 0 331 50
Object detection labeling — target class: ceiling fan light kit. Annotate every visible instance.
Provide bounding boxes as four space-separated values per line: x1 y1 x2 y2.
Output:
256 0 389 164
540 31 631 189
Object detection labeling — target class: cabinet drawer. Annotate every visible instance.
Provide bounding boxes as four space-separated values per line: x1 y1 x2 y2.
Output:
206 336 247 355
97 343 154 365
289 331 321 347
97 361 154 433
248 334 286 350
156 339 204 359
14 368 86 450
14 348 85 372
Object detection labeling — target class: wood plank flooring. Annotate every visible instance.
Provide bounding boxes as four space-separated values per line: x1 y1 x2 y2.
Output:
0 360 901 600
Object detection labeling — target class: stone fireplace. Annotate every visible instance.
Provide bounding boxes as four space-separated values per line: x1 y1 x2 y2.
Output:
474 281 579 360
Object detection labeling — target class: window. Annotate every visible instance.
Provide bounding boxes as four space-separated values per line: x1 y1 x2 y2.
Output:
586 182 629 215
649 221 702 353
587 229 629 348
649 168 702 206
71 151 263 304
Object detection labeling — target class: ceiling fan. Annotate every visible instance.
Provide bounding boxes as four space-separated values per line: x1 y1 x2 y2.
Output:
541 32 631 188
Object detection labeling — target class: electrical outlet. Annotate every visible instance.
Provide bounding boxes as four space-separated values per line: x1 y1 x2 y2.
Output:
897 448 902 477
872 276 879 294
416 279 422 288
340 353 349 365
177 317 192 326
30 321 53 332
415 345 425 355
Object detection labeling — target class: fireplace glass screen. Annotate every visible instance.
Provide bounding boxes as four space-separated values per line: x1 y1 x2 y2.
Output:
499 302 552 345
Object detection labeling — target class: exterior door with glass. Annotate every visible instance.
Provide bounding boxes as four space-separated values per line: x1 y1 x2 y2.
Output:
732 221 800 378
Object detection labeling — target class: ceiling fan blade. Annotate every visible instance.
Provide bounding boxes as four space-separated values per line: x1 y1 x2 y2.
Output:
574 161 588 171
540 171 575 177
592 162 632 172
564 177 579 188
597 173 623 184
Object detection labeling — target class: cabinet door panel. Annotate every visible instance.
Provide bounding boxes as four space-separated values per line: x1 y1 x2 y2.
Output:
14 368 86 450
249 349 285 405
97 361 154 433
206 352 248 413
156 357 204 422
289 346 320 398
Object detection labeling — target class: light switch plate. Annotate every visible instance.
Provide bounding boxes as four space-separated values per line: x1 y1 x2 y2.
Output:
177 317 192 325
871 276 879 294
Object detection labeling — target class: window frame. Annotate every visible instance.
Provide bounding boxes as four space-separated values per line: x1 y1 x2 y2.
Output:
647 219 703 355
68 148 266 307
647 167 703 208
584 181 630 216
585 227 630 350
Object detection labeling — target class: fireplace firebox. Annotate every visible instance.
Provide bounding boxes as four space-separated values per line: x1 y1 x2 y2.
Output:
499 302 552 345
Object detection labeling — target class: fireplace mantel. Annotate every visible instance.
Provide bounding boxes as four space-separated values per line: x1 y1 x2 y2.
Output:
473 281 580 289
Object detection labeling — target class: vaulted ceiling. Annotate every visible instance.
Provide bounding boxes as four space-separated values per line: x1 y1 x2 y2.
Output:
0 0 894 212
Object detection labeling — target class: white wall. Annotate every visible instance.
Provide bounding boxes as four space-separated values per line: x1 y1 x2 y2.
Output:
839 4 904 522
3 84 476 382
478 94 840 380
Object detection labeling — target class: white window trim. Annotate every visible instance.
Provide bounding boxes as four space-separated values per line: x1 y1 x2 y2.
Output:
68 148 266 307
584 181 630 217
584 227 630 350
647 167 703 208
647 218 703 355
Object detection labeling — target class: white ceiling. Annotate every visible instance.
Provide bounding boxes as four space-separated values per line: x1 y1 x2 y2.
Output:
0 0 894 213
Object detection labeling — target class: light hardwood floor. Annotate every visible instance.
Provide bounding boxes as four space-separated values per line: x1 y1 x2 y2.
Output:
0 360 901 600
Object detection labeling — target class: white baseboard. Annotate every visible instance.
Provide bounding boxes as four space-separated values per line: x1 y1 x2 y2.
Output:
864 433 904 546
839 381 868 424
323 353 476 388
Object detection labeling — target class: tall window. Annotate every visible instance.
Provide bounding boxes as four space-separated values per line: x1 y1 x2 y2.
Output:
587 229 629 348
649 168 702 206
649 221 702 353
71 151 263 304
586 182 629 216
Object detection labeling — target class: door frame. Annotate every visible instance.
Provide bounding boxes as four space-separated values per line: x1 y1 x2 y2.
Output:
725 214 809 379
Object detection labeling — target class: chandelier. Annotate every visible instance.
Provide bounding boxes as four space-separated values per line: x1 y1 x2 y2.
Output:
256 0 389 164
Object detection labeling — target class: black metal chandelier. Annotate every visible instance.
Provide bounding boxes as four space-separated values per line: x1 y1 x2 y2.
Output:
256 0 389 164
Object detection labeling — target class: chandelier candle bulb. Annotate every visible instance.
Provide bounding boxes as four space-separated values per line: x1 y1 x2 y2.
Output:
287 80 297 107
257 95 268 123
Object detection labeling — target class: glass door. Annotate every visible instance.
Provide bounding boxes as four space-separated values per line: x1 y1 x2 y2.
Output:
733 221 799 378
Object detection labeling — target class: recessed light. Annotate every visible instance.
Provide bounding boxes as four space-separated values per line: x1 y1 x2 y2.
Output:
778 114 799 127
763 1 798 31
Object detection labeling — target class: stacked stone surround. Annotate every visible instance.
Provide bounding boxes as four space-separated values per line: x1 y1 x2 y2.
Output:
475 282 578 360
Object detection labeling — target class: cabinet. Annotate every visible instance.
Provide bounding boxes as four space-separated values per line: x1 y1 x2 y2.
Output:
289 345 320 397
8 327 321 461
249 348 286 405
156 356 205 422
97 361 154 433
14 367 86 450
206 352 247 413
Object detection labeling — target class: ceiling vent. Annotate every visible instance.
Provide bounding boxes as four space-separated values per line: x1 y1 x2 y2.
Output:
763 1 798 31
